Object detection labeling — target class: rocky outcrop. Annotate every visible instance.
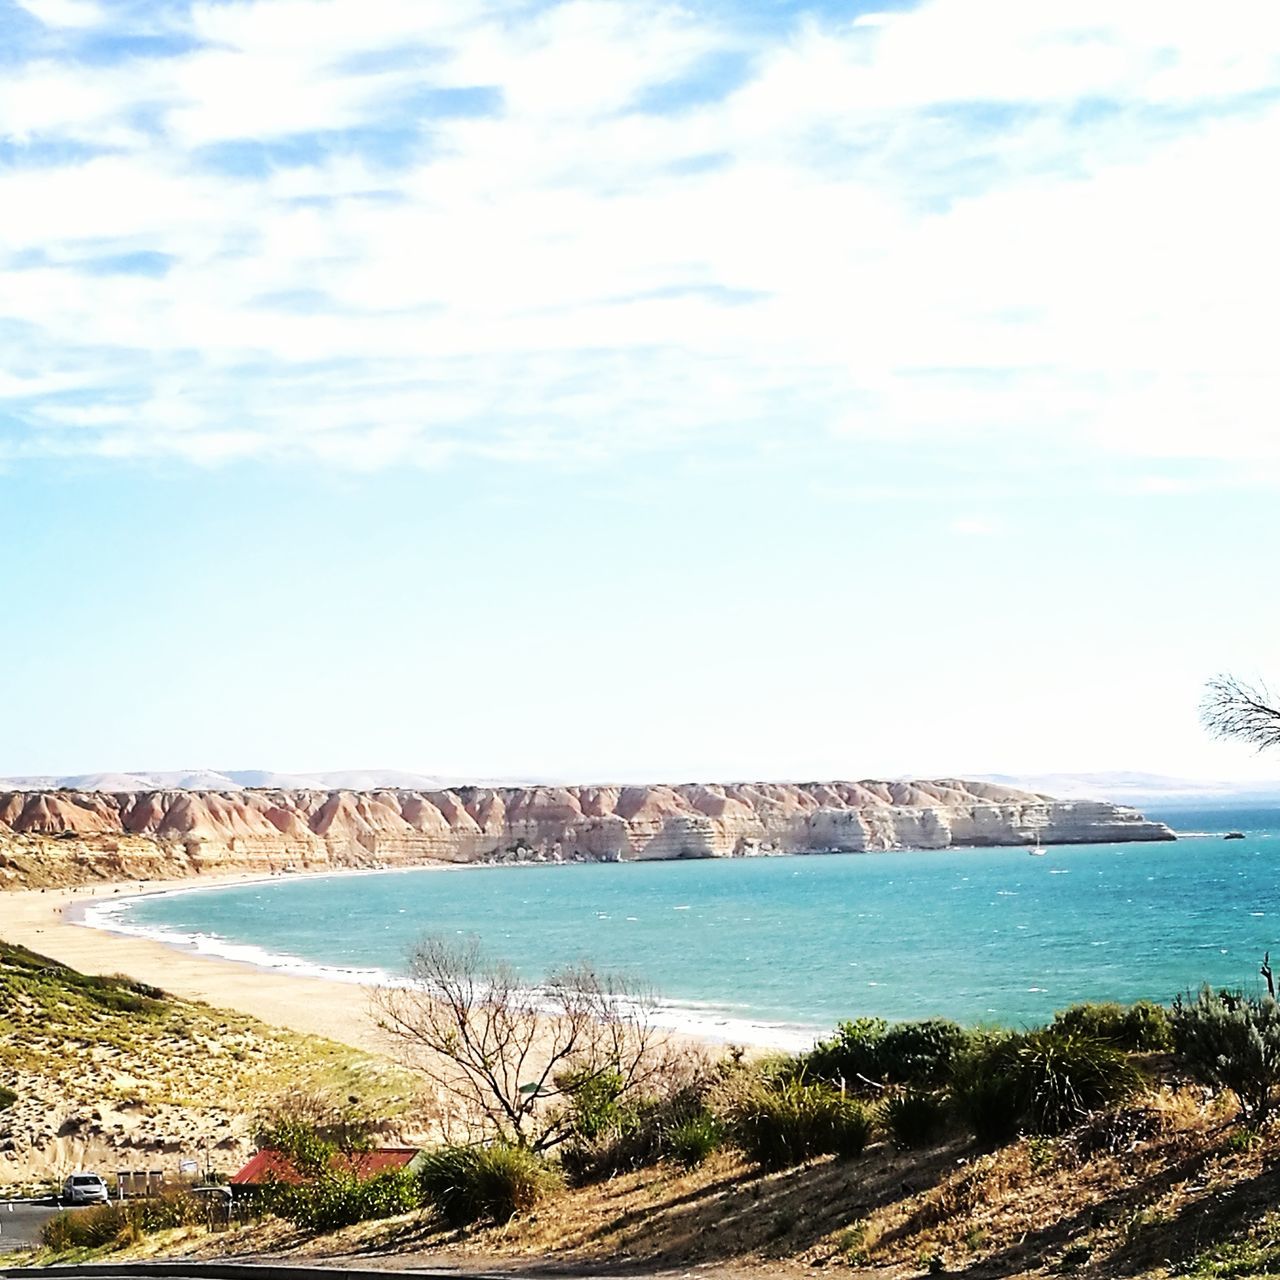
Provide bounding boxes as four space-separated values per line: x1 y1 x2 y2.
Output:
0 779 1174 888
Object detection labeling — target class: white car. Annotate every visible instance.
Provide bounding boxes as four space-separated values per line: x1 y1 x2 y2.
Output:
62 1173 109 1205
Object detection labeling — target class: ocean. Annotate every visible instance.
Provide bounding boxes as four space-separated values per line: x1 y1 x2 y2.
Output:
87 804 1280 1048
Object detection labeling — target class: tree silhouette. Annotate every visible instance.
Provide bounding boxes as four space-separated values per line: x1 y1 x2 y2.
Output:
372 935 670 1151
1201 674 1280 753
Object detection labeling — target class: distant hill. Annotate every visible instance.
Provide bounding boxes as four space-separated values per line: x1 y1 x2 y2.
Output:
0 768 538 792
976 772 1280 807
3 767 1278 806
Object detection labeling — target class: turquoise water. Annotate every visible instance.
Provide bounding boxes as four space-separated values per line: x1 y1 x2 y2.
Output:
92 805 1280 1044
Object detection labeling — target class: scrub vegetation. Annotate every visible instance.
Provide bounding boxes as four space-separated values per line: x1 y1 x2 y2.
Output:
0 939 422 1196
21 937 1280 1279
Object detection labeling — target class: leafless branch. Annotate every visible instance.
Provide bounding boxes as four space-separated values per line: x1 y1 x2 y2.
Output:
371 935 669 1151
1201 674 1280 753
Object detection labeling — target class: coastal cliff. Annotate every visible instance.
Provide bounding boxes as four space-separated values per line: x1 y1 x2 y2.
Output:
0 779 1174 888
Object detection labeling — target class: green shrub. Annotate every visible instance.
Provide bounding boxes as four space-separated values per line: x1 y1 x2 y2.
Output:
254 1091 375 1173
1013 1028 1143 1134
733 1078 871 1170
418 1143 556 1227
952 1042 1025 1146
0 1086 16 1111
829 1102 872 1158
129 1194 206 1232
39 1212 74 1253
0 941 164 1018
559 1068 632 1141
268 1168 421 1233
250 1095 389 1231
953 1029 1142 1142
804 1017 888 1087
880 1090 949 1148
42 1206 125 1252
40 1195 205 1253
803 1018 970 1091
470 1142 558 1221
255 1119 338 1177
558 1080 716 1184
879 1020 972 1087
1128 1001 1176 1052
666 1111 724 1168
1052 1000 1173 1052
416 1146 479 1227
1173 986 1280 1125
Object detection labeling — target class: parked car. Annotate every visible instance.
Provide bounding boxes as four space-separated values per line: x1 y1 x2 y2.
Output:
62 1172 109 1204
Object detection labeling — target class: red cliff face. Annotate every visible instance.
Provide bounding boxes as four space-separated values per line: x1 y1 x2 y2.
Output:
0 780 1176 888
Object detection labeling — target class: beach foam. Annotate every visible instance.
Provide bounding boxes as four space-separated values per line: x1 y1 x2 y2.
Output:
80 885 821 1051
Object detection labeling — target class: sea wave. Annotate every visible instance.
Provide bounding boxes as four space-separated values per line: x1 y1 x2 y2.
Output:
80 898 393 984
78 891 821 1052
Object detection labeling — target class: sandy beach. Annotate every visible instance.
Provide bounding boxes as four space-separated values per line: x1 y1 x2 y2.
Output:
0 873 399 1056
0 868 727 1060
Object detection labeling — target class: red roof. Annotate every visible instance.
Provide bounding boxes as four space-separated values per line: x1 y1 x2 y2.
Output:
230 1147 421 1186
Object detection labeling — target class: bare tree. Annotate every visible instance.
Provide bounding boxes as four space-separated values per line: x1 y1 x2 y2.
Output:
1201 674 1280 752
371 936 670 1152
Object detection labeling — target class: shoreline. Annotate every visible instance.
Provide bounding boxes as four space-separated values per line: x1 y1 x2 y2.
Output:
83 867 822 1051
1 866 816 1055
22 822 1250 1055
0 869 418 1057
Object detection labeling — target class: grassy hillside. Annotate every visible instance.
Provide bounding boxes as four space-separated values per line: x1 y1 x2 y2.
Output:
12 942 1280 1278
0 939 423 1188
92 1103 1280 1278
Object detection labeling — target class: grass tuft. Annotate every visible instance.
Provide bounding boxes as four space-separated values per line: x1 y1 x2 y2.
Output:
418 1143 558 1227
733 1078 871 1170
879 1090 949 1148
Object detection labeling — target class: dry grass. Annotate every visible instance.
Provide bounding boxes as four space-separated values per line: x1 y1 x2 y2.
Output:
0 939 427 1187
11 941 1280 1279
134 1083 1280 1280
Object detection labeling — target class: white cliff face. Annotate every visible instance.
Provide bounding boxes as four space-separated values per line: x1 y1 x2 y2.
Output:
0 779 1174 887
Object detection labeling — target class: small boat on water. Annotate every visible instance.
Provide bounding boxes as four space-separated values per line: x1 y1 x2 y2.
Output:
1224 831 1246 840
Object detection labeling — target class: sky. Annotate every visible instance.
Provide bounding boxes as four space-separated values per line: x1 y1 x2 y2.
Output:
1 0 1278 785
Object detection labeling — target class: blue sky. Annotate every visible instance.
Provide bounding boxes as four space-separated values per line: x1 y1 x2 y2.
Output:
2 0 1278 782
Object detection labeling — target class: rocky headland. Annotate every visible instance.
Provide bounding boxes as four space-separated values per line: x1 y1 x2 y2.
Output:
0 779 1174 889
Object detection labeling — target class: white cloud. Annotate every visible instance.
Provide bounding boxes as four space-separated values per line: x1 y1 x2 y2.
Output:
446 1 722 118
751 0 1280 113
13 0 104 29
0 60 153 144
2 0 1279 472
187 0 484 56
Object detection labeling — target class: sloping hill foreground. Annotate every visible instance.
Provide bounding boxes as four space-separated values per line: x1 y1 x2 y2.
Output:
0 941 424 1187
12 946 1280 1279
51 1095 1280 1279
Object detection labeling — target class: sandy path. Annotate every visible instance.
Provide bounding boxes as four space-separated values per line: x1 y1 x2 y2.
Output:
0 873 398 1056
